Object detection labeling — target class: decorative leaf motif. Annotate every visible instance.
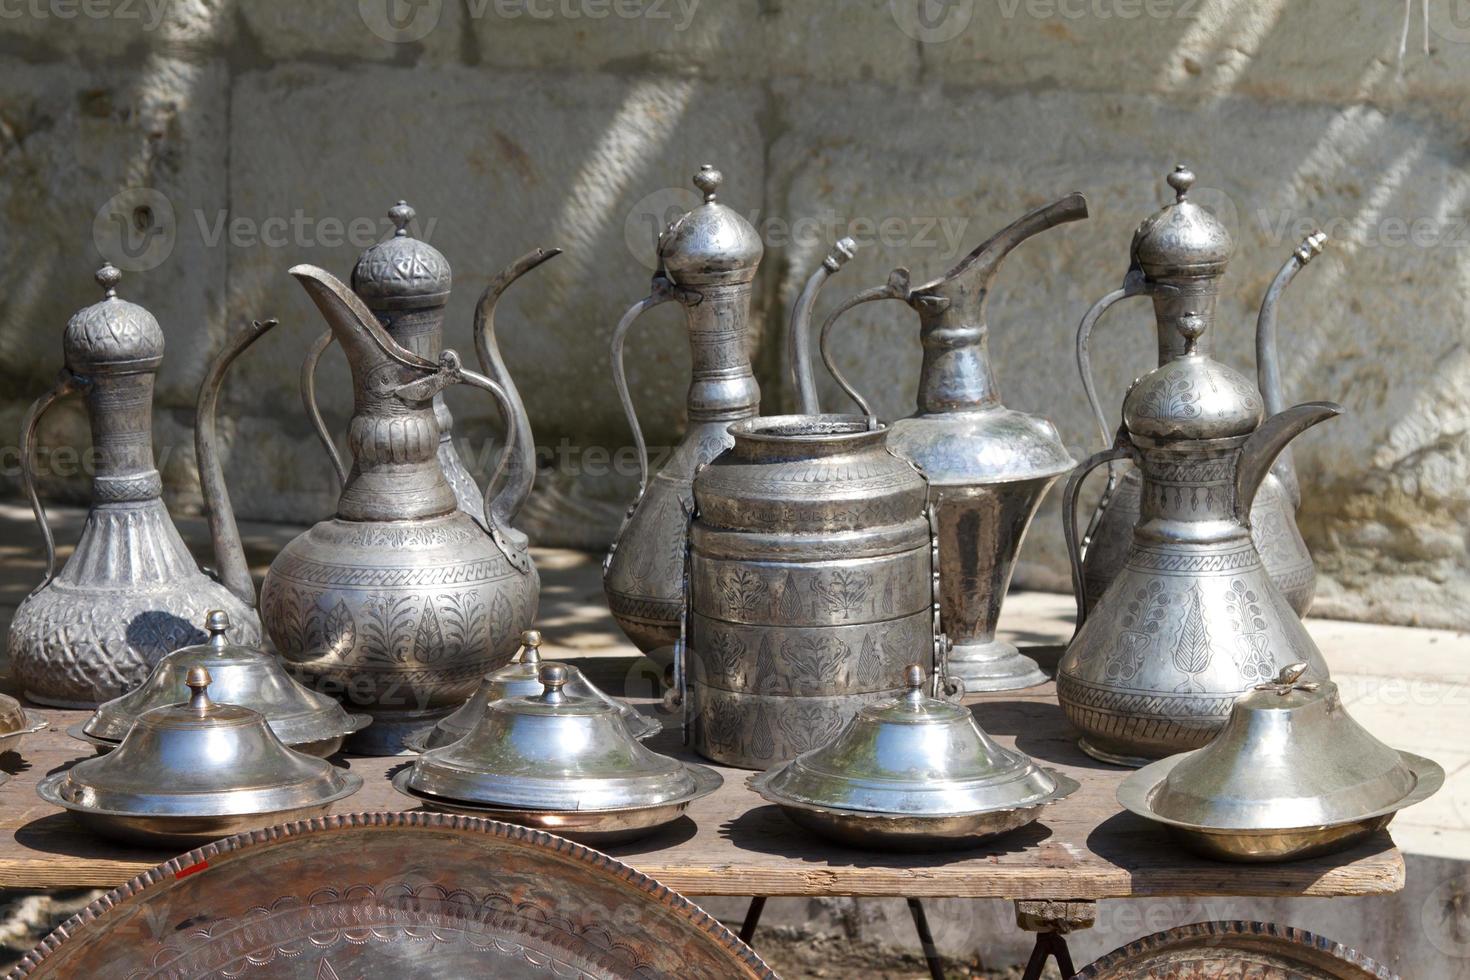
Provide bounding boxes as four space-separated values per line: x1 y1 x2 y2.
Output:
855 634 883 687
775 571 803 621
414 600 445 664
1172 585 1212 690
784 634 849 692
321 600 355 656
1105 631 1150 682
701 629 747 685
749 703 775 761
718 568 768 618
754 634 784 694
809 570 874 621
777 705 843 752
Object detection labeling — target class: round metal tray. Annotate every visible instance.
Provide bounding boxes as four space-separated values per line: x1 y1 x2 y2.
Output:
1076 920 1393 979
391 764 723 846
10 811 774 979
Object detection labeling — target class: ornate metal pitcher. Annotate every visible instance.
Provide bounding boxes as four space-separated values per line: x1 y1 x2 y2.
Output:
688 414 934 770
792 196 1086 690
604 166 763 662
199 254 551 755
301 201 522 532
9 266 261 708
1075 166 1325 618
1057 312 1340 767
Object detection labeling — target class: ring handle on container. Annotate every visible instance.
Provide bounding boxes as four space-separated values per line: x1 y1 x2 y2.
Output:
1063 436 1136 630
20 369 91 587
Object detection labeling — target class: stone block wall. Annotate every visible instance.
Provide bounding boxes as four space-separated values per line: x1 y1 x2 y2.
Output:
2 0 1467 627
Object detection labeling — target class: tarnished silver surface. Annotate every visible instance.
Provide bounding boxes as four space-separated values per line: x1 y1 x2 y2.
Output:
9 265 262 709
10 813 775 979
409 629 659 750
392 764 722 846
0 697 47 757
77 610 368 757
37 667 362 847
795 198 1086 691
1075 167 1325 618
1059 306 1341 766
749 664 1075 850
1117 664 1444 862
200 249 554 755
604 166 764 662
1077 921 1395 979
403 664 714 812
302 201 493 528
688 414 933 769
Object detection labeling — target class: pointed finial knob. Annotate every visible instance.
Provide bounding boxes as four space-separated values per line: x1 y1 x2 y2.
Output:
903 663 924 690
95 263 121 297
539 663 568 705
1167 165 1195 201
389 200 415 237
520 629 542 666
693 164 722 203
205 610 231 644
186 666 214 713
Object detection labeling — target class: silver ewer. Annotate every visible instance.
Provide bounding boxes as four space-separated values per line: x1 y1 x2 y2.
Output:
792 196 1087 690
604 166 764 666
9 265 262 708
1075 167 1325 618
687 414 934 770
1058 310 1340 767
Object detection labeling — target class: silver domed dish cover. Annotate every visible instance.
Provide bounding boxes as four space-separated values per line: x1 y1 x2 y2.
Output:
411 630 659 751
0 695 47 756
750 665 1077 849
38 667 362 846
1118 664 1444 862
75 610 369 758
403 664 707 811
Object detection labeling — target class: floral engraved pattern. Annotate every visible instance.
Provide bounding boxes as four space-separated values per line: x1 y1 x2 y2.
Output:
1135 370 1201 422
777 705 843 753
754 635 784 694
774 571 803 620
855 634 883 688
701 629 747 686
749 703 775 761
718 568 768 618
1103 581 1168 683
809 570 873 621
784 635 850 691
1222 579 1274 684
1173 584 1212 692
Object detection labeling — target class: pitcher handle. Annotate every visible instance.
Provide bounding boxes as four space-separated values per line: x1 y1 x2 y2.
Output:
300 330 347 487
1077 268 1150 450
1063 436 1136 630
21 369 91 586
816 267 913 418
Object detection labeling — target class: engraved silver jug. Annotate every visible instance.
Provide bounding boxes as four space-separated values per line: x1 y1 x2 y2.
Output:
688 414 934 770
1075 166 1325 618
1057 311 1340 767
792 196 1087 690
301 202 524 533
199 252 552 755
9 265 262 708
604 165 763 663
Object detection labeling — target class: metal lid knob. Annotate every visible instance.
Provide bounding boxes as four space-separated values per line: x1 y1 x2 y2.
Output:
205 610 231 649
692 164 722 203
539 664 568 705
519 629 542 666
186 666 215 715
1166 164 1195 201
95 263 122 297
388 200 415 237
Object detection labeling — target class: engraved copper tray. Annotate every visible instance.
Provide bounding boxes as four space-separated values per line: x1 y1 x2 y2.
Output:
9 811 775 979
1077 920 1395 979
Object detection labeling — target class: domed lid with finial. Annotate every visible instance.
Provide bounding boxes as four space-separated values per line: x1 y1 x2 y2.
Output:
1130 166 1234 279
656 165 764 286
351 200 452 310
1123 311 1263 441
63 264 165 373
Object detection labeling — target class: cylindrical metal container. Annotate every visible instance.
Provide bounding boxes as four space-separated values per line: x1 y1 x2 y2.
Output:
688 415 933 770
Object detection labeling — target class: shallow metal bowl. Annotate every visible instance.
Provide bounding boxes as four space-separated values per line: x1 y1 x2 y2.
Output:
1118 749 1444 862
750 770 1078 852
392 765 722 846
0 711 48 756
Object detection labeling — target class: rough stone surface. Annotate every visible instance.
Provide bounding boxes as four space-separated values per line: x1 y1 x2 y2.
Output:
2 2 1469 627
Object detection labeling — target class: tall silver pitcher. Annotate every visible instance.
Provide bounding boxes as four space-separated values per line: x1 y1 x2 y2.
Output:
604 166 763 663
1075 166 1325 617
9 266 261 707
792 196 1087 690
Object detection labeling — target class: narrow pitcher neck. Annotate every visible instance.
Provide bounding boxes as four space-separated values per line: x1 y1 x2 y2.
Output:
341 377 457 522
1133 438 1249 544
370 303 456 447
86 371 163 504
683 280 761 424
1150 277 1220 362
915 304 1001 414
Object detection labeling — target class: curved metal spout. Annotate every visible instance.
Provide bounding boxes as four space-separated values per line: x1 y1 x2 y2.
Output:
1235 401 1341 525
289 264 436 377
196 318 279 609
789 238 856 415
474 246 561 534
1256 231 1327 507
920 193 1088 306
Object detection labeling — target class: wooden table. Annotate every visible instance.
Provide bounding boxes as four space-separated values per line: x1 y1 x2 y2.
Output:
0 673 1404 977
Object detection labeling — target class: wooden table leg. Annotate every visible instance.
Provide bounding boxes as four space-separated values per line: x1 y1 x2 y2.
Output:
1015 899 1095 980
739 896 767 945
906 897 945 980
